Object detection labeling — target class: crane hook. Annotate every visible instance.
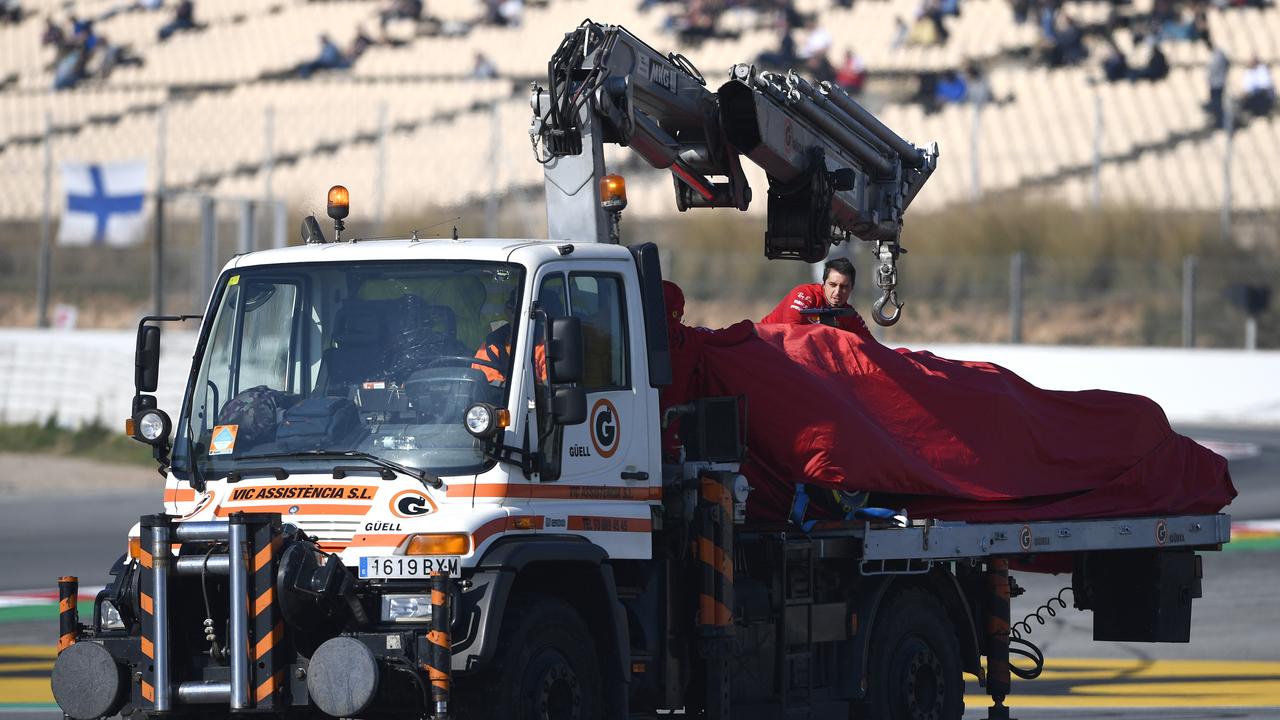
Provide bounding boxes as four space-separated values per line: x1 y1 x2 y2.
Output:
872 290 903 326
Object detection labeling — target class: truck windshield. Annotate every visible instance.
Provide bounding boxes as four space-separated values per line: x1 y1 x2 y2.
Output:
172 260 524 480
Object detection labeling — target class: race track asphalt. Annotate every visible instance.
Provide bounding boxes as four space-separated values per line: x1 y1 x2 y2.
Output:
1 424 1275 718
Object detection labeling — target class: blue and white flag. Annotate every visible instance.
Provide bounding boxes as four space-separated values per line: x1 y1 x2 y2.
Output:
58 161 148 247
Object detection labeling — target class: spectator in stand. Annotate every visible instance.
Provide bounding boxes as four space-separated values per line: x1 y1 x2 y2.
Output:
1101 37 1129 82
484 0 523 27
674 0 717 44
471 51 497 79
1132 41 1168 81
1046 13 1086 67
908 12 941 46
41 16 68 55
379 0 423 30
1205 40 1229 127
1039 0 1059 43
297 33 350 78
914 71 941 113
935 70 968 104
965 61 991 104
756 21 797 70
834 49 866 94
157 0 198 42
797 16 833 62
95 33 145 79
349 26 375 61
920 0 950 44
891 15 908 49
72 19 101 56
1192 5 1210 43
1 0 22 25
1241 57 1275 116
1010 0 1029 24
53 21 97 90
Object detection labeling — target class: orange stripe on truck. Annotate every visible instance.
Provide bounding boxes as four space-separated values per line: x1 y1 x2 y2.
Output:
253 544 274 572
255 621 284 659
255 670 283 703
568 516 653 533
347 534 408 548
164 488 196 503
254 587 275 616
450 483 661 501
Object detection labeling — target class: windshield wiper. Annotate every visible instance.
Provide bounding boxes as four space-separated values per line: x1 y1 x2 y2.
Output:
237 451 443 489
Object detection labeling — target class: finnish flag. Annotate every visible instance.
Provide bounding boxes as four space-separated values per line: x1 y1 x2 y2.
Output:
58 161 148 247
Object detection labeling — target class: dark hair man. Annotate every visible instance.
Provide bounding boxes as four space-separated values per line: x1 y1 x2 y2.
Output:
761 257 872 339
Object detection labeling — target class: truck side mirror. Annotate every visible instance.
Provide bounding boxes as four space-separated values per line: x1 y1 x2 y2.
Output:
551 386 587 426
546 316 584 385
135 324 161 394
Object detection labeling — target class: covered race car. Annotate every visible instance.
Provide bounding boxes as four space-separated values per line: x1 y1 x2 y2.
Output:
669 317 1236 524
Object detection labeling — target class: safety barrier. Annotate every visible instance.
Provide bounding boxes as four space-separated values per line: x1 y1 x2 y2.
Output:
0 330 1276 428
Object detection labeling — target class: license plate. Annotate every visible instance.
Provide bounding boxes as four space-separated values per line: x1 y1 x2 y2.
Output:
358 556 461 579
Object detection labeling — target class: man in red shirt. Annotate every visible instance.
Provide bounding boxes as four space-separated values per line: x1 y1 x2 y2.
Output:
762 257 873 340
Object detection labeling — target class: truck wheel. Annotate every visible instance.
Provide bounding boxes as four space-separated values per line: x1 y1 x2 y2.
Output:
854 588 965 720
459 592 602 720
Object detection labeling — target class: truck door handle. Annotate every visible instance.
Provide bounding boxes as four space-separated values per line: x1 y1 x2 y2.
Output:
621 471 649 481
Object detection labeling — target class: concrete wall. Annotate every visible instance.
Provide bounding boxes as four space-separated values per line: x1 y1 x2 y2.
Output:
0 330 1277 428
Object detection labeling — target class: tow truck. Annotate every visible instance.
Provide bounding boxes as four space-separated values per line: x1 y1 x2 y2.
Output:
51 21 1230 720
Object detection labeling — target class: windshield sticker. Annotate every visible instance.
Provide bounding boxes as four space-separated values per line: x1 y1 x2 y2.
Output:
227 274 240 286
209 425 239 455
590 398 620 458
362 381 387 390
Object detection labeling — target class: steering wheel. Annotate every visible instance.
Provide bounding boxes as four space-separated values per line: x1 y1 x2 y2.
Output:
427 355 503 372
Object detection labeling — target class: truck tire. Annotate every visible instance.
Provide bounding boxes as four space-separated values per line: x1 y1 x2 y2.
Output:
853 587 965 720
456 592 602 720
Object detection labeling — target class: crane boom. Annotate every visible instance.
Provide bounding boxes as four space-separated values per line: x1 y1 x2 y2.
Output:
530 20 939 325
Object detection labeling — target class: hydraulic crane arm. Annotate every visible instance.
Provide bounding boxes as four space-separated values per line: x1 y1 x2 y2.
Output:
530 20 938 325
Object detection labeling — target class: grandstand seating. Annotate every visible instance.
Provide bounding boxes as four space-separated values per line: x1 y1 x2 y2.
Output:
1 0 1277 223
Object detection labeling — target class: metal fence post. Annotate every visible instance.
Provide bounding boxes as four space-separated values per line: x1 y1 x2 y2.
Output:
37 111 53 328
970 99 982 202
1092 91 1103 208
374 102 388 234
272 200 287 248
199 196 217 311
1010 251 1024 344
264 104 275 229
1221 101 1234 244
1181 255 1197 348
485 101 502 237
238 200 256 254
153 101 168 317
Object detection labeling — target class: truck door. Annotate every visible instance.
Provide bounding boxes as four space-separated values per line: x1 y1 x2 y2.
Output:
529 264 657 558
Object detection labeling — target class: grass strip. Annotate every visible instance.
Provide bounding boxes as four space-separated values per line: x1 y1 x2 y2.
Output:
0 420 152 467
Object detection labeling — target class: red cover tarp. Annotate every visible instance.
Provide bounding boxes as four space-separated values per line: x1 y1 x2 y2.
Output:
682 322 1235 523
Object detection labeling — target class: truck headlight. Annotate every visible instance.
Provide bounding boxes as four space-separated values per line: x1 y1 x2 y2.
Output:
381 594 432 623
131 409 171 445
463 403 508 439
99 600 125 630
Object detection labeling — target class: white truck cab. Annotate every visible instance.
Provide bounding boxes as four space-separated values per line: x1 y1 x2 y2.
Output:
157 238 665 571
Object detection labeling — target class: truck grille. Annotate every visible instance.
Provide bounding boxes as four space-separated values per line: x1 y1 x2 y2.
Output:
291 519 362 552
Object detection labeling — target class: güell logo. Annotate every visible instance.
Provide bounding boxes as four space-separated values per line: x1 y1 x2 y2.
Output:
590 398 620 458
